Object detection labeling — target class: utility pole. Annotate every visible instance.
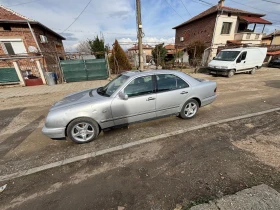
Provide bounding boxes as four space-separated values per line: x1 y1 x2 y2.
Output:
136 0 144 71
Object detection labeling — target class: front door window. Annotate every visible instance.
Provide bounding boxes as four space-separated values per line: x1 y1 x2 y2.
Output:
124 75 154 97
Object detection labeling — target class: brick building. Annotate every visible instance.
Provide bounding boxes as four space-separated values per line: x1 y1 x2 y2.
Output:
0 5 66 84
173 0 272 62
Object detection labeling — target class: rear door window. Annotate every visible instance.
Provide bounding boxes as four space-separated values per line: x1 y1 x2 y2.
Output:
156 74 189 92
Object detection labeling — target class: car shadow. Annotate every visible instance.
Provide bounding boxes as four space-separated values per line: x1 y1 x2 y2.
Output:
0 108 25 133
265 80 280 89
0 115 44 158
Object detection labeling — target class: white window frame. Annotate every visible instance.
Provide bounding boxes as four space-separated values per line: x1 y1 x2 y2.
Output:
0 38 27 55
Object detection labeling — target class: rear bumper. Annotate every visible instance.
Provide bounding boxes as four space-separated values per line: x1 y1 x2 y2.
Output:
208 68 229 76
201 95 217 107
42 126 65 139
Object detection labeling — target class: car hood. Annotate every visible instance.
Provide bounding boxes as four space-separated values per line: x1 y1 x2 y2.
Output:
50 88 105 111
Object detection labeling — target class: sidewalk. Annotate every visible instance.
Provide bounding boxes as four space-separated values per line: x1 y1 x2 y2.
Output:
190 184 280 210
0 80 109 99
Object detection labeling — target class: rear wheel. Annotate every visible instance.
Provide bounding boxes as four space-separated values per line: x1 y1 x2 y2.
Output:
179 99 199 119
250 67 257 74
67 117 99 144
227 70 235 78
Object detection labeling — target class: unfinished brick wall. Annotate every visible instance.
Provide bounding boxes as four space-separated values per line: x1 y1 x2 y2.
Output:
0 23 65 79
174 13 217 48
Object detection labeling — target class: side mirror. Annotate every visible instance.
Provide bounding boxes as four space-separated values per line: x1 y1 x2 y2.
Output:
118 91 128 100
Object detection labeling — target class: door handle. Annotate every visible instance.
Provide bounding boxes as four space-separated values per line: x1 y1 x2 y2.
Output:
180 91 188 94
146 97 156 101
244 61 246 63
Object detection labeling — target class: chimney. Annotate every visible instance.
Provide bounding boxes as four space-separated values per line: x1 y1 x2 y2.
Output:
218 0 225 7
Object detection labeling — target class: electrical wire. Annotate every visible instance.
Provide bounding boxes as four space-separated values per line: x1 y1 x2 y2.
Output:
261 0 280 5
180 0 192 17
6 0 40 7
61 0 92 33
229 0 280 16
164 0 184 20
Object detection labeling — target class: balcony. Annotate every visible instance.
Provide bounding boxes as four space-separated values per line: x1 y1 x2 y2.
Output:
234 32 263 44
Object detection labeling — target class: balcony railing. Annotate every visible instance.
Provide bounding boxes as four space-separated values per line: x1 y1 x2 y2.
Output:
234 32 263 41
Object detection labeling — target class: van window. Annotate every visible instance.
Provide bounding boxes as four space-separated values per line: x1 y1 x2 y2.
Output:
214 51 240 61
241 52 247 60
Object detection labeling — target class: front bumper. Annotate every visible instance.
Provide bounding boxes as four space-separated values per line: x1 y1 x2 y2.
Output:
42 126 66 139
208 68 229 76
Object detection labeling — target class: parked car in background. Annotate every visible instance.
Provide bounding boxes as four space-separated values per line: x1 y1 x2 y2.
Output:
208 48 267 78
268 58 280 68
42 70 217 144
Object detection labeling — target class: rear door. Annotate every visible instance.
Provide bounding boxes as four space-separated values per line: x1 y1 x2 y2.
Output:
236 51 247 71
155 74 190 117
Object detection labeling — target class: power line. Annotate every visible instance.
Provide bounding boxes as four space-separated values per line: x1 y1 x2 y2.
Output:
198 0 215 6
6 0 40 7
229 0 280 16
180 0 192 17
164 0 184 20
61 0 92 33
261 0 280 5
190 0 212 7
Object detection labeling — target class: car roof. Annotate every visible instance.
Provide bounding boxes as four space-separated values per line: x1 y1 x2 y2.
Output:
121 70 200 86
122 70 187 77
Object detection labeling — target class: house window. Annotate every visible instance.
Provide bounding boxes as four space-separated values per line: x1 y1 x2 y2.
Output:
2 23 11 31
221 22 232 34
255 34 260 40
246 33 251 39
1 40 27 55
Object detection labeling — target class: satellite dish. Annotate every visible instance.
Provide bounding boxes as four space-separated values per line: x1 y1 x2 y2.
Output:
28 46 38 53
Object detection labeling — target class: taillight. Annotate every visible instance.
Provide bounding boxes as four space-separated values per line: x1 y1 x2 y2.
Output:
214 87 217 93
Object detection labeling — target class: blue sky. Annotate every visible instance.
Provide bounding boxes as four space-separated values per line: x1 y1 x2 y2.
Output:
1 0 279 51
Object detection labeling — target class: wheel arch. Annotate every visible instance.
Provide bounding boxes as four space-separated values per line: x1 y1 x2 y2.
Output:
65 116 101 137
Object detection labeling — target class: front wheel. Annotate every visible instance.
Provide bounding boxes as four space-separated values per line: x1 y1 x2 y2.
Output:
67 118 99 144
227 70 235 78
179 99 199 119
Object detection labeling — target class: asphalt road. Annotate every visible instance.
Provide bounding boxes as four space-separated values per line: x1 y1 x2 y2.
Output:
1 111 280 210
0 68 280 177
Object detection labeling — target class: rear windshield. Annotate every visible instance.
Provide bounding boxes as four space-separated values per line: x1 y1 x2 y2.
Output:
214 51 240 61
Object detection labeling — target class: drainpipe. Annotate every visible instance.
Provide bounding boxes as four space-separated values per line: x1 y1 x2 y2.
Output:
27 21 41 53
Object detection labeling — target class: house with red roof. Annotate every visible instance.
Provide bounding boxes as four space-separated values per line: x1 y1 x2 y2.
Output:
0 5 65 85
173 0 272 61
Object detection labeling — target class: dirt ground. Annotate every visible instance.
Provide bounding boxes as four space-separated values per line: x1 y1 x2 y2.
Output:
0 67 280 177
0 111 279 210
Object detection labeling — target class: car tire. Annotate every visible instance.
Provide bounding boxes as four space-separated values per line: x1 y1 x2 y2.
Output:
250 67 257 74
227 70 235 78
67 117 99 144
179 99 199 119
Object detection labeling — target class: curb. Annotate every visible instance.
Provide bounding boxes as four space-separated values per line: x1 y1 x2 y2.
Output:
1 107 280 182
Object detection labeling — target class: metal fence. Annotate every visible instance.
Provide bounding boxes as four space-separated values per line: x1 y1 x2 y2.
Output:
60 59 108 83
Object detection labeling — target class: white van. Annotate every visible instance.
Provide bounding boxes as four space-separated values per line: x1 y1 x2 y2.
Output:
208 47 267 78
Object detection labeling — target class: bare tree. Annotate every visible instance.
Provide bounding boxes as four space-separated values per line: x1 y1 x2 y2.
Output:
76 41 91 54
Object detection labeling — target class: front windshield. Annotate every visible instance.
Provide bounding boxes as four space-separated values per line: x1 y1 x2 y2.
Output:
97 74 129 97
214 51 240 61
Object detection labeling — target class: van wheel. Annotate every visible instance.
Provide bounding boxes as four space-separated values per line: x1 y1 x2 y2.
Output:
250 67 257 74
227 70 235 78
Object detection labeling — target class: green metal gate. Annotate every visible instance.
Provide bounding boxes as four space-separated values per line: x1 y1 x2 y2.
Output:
60 59 108 83
0 67 20 83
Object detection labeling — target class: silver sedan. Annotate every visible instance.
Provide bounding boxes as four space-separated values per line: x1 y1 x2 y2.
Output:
42 70 217 143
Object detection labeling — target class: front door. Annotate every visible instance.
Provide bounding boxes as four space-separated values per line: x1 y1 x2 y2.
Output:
236 51 247 71
155 74 190 116
111 75 156 125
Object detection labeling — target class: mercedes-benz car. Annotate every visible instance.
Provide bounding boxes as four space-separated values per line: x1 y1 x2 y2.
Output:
42 70 217 143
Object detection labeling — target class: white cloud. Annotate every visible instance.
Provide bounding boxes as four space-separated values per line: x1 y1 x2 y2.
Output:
1 0 279 50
